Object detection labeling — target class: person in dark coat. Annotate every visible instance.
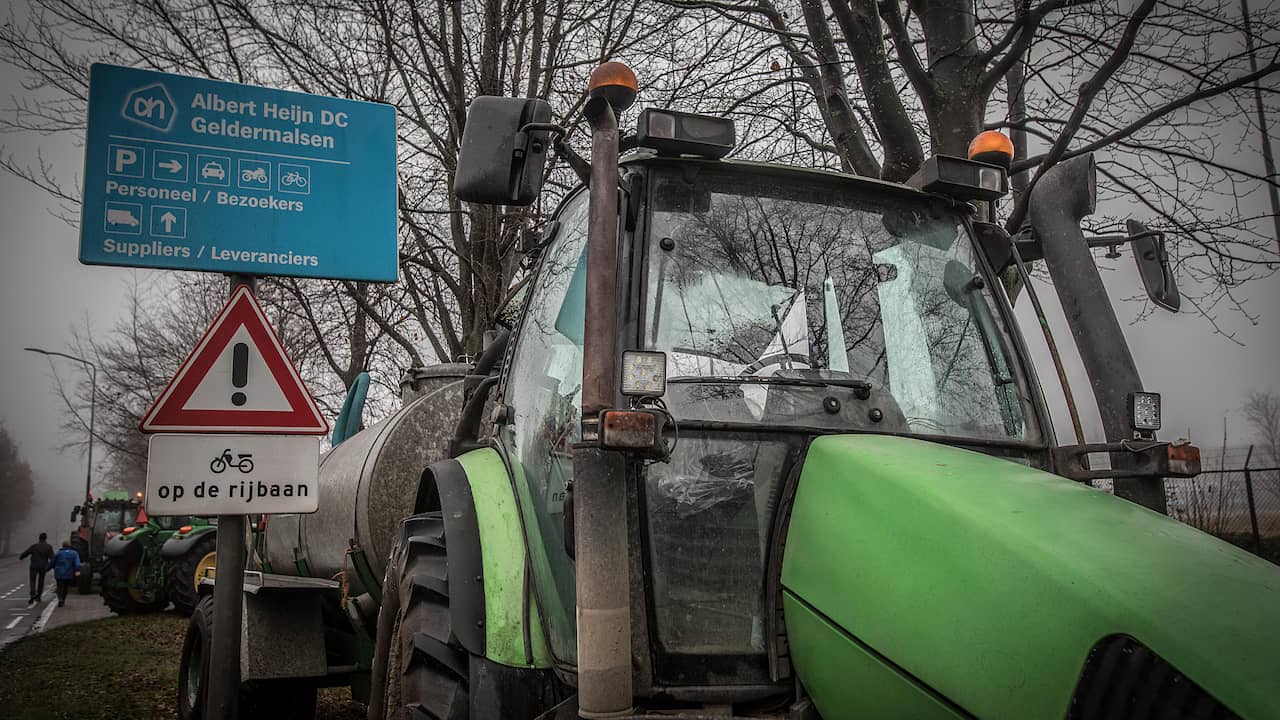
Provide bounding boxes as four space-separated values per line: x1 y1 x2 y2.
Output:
19 532 55 606
52 541 82 607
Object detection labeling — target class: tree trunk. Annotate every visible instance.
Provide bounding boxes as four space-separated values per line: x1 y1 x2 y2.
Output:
910 0 987 154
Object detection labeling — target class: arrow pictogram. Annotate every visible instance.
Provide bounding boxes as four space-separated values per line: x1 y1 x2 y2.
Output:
160 211 178 232
158 159 183 173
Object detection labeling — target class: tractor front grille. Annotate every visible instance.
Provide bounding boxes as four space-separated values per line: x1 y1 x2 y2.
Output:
1067 635 1239 720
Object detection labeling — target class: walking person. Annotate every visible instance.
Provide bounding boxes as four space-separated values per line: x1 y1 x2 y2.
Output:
19 532 55 606
52 541 82 607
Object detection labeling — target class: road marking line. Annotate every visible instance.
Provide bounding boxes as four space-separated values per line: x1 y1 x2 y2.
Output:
108 134 350 165
5 616 23 630
32 599 57 634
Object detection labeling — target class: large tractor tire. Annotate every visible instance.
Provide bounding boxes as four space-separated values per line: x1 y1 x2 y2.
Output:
178 596 317 720
77 561 93 594
370 512 557 720
71 540 93 594
167 534 217 616
376 512 470 719
100 556 166 614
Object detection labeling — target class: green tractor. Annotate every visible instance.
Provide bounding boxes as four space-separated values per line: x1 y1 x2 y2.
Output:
177 62 1280 719
161 519 219 615
69 490 141 594
100 505 216 615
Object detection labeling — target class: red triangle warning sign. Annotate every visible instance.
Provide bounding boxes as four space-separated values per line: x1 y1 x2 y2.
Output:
140 285 329 434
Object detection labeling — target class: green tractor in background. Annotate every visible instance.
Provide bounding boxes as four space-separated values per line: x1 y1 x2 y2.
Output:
100 503 216 615
69 490 140 594
161 518 219 615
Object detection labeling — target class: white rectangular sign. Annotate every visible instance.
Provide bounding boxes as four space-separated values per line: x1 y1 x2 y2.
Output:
146 433 320 515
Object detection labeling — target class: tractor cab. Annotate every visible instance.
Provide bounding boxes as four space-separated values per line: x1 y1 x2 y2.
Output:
492 148 1049 694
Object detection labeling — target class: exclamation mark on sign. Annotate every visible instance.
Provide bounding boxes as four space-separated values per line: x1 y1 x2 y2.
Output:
231 343 249 407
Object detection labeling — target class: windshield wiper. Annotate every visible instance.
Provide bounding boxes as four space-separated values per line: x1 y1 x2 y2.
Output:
668 375 873 392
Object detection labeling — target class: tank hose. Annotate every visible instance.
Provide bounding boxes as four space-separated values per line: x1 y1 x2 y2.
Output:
332 372 370 447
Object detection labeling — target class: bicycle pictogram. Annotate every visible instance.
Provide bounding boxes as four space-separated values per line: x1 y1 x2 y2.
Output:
210 449 255 474
281 170 308 188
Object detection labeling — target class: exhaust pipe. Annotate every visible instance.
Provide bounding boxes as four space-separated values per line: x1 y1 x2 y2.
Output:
1030 154 1167 512
574 71 635 717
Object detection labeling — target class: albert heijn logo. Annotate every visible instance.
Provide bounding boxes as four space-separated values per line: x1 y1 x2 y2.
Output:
122 82 177 132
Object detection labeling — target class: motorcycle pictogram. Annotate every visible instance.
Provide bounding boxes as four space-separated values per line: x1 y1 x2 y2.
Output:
210 449 255 474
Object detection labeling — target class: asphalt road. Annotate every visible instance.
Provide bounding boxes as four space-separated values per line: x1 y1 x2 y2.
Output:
0 554 57 652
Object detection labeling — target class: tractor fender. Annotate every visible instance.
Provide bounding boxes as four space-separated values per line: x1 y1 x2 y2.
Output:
421 449 551 668
420 457 486 656
160 525 217 559
103 531 145 560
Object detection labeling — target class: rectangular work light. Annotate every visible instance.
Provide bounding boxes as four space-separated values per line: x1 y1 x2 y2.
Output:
636 109 735 159
914 155 1008 201
1129 391 1162 432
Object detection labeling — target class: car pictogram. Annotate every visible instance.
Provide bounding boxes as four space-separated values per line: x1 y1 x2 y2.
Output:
201 162 225 180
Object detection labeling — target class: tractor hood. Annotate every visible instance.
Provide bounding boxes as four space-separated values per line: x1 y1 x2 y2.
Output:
781 435 1280 719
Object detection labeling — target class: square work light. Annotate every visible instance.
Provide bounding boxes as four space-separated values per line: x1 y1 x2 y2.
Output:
621 350 667 397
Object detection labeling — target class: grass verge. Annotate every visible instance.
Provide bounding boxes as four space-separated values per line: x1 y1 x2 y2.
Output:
0 611 365 720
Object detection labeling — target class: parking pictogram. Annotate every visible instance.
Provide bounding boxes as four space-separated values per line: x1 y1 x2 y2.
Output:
107 144 145 179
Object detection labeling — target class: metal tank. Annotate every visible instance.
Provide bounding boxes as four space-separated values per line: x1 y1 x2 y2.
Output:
262 364 468 594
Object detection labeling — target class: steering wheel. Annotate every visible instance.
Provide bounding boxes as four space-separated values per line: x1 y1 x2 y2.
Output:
740 353 811 376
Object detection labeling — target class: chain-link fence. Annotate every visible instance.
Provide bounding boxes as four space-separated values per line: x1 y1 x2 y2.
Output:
1163 451 1280 565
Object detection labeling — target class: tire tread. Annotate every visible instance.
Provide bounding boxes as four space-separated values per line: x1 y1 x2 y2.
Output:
389 512 469 720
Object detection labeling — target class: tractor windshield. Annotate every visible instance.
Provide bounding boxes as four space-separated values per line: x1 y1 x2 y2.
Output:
97 507 129 532
643 167 1037 444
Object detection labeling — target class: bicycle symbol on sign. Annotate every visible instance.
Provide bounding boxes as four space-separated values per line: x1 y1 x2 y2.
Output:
210 449 254 474
281 170 308 188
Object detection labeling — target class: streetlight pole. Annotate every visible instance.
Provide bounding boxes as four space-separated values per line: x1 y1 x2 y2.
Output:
25 347 98 502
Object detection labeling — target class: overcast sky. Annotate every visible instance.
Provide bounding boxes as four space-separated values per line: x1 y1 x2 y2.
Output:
1 45 1278 546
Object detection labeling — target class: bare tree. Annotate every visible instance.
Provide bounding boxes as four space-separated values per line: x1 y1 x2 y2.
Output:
1243 391 1280 465
4 0 1276 429
0 424 37 555
655 0 1280 330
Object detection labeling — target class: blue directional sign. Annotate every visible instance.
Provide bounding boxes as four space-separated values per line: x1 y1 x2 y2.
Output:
81 64 398 281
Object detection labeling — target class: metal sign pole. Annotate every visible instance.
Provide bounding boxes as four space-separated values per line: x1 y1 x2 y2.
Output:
205 273 256 720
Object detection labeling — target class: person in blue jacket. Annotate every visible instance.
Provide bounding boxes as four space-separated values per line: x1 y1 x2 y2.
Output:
52 541 82 607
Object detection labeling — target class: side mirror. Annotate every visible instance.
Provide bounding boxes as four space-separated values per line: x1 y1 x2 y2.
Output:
1127 220 1180 312
454 97 554 206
